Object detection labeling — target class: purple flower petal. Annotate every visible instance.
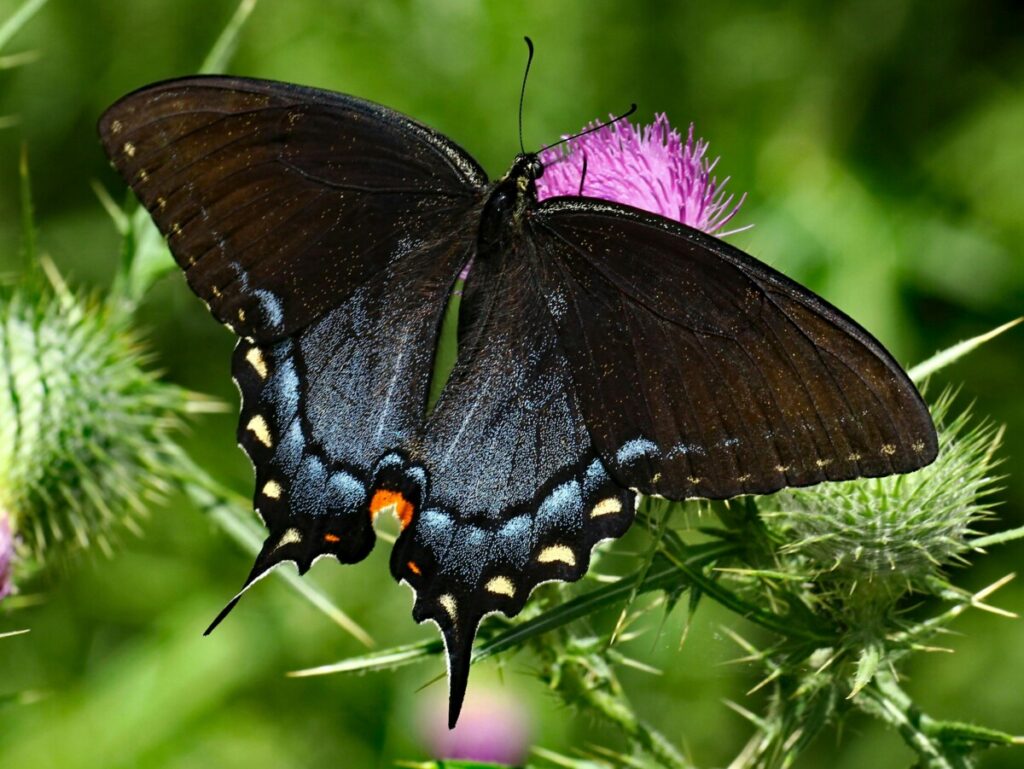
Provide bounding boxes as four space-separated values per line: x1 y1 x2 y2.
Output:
417 687 532 765
537 114 747 236
0 510 13 602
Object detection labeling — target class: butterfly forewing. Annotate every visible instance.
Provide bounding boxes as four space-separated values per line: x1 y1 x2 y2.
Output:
98 76 486 340
531 198 937 499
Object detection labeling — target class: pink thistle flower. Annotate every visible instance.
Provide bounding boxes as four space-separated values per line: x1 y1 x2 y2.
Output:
417 686 532 764
0 510 13 602
537 114 747 236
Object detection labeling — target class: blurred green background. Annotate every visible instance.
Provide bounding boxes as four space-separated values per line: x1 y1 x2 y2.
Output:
0 1 1022 767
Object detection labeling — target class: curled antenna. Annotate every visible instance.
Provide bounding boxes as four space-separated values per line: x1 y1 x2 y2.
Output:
542 103 638 153
519 36 535 154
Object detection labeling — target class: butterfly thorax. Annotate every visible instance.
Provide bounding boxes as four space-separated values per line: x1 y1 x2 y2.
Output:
477 153 542 252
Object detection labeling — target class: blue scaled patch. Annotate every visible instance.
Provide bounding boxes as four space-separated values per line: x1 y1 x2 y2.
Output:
255 288 284 330
536 481 583 532
409 455 628 588
616 438 659 464
326 470 366 512
293 455 328 514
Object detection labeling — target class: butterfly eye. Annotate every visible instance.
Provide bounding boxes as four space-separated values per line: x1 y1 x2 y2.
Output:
528 157 544 180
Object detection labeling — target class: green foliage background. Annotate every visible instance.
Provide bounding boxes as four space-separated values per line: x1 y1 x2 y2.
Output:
0 1 1021 767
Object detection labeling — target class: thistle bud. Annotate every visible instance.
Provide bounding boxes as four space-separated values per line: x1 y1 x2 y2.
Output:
0 287 197 563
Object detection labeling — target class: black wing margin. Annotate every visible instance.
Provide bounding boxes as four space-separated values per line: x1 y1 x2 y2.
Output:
98 75 486 340
532 198 938 500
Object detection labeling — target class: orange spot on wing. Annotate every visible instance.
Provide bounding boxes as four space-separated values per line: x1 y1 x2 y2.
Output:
369 489 415 529
323 533 341 543
407 560 421 576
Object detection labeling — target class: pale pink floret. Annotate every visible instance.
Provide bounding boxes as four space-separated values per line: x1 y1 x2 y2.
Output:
0 512 13 602
537 114 747 236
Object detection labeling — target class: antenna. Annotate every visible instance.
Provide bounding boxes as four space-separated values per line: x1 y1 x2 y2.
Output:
519 36 535 154
542 103 638 153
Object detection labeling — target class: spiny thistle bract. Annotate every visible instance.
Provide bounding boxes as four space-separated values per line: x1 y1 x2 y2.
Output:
764 390 1001 599
0 282 197 565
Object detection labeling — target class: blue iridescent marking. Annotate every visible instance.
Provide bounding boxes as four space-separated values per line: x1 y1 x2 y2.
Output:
276 420 305 475
446 525 488 582
537 481 583 531
256 289 284 329
267 354 300 422
376 452 404 470
667 442 707 459
496 516 531 568
326 470 365 512
417 509 455 552
406 465 428 494
583 459 608 494
617 438 659 464
293 455 327 514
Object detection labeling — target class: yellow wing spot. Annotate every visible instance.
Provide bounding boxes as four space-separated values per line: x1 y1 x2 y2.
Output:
538 545 576 566
110 119 123 134
439 594 457 621
137 169 149 183
881 443 897 456
774 464 790 473
246 347 268 379
686 476 702 485
815 458 832 468
262 480 282 499
237 308 247 323
485 576 516 597
274 527 302 550
736 473 752 483
590 497 623 518
123 141 136 157
912 440 925 452
156 196 167 211
170 222 182 237
211 285 223 298
246 415 273 447
848 452 862 462
224 322 236 334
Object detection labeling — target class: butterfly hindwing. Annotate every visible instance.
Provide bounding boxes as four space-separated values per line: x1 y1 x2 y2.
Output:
384 234 635 726
98 76 486 340
216 198 482 612
532 198 938 499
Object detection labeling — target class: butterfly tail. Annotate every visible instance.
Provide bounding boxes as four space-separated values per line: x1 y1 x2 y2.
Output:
441 615 481 729
203 535 288 635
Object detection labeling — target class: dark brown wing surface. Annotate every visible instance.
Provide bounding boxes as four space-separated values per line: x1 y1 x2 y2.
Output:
98 76 486 340
532 198 937 500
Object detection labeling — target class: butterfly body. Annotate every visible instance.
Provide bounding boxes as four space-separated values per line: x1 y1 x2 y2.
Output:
98 75 937 726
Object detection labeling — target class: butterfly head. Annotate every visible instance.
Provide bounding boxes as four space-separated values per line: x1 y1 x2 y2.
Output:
512 152 545 182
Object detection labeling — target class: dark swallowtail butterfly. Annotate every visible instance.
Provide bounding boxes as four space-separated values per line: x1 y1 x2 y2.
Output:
98 70 937 726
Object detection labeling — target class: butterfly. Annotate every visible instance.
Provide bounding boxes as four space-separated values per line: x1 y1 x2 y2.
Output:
98 70 937 726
